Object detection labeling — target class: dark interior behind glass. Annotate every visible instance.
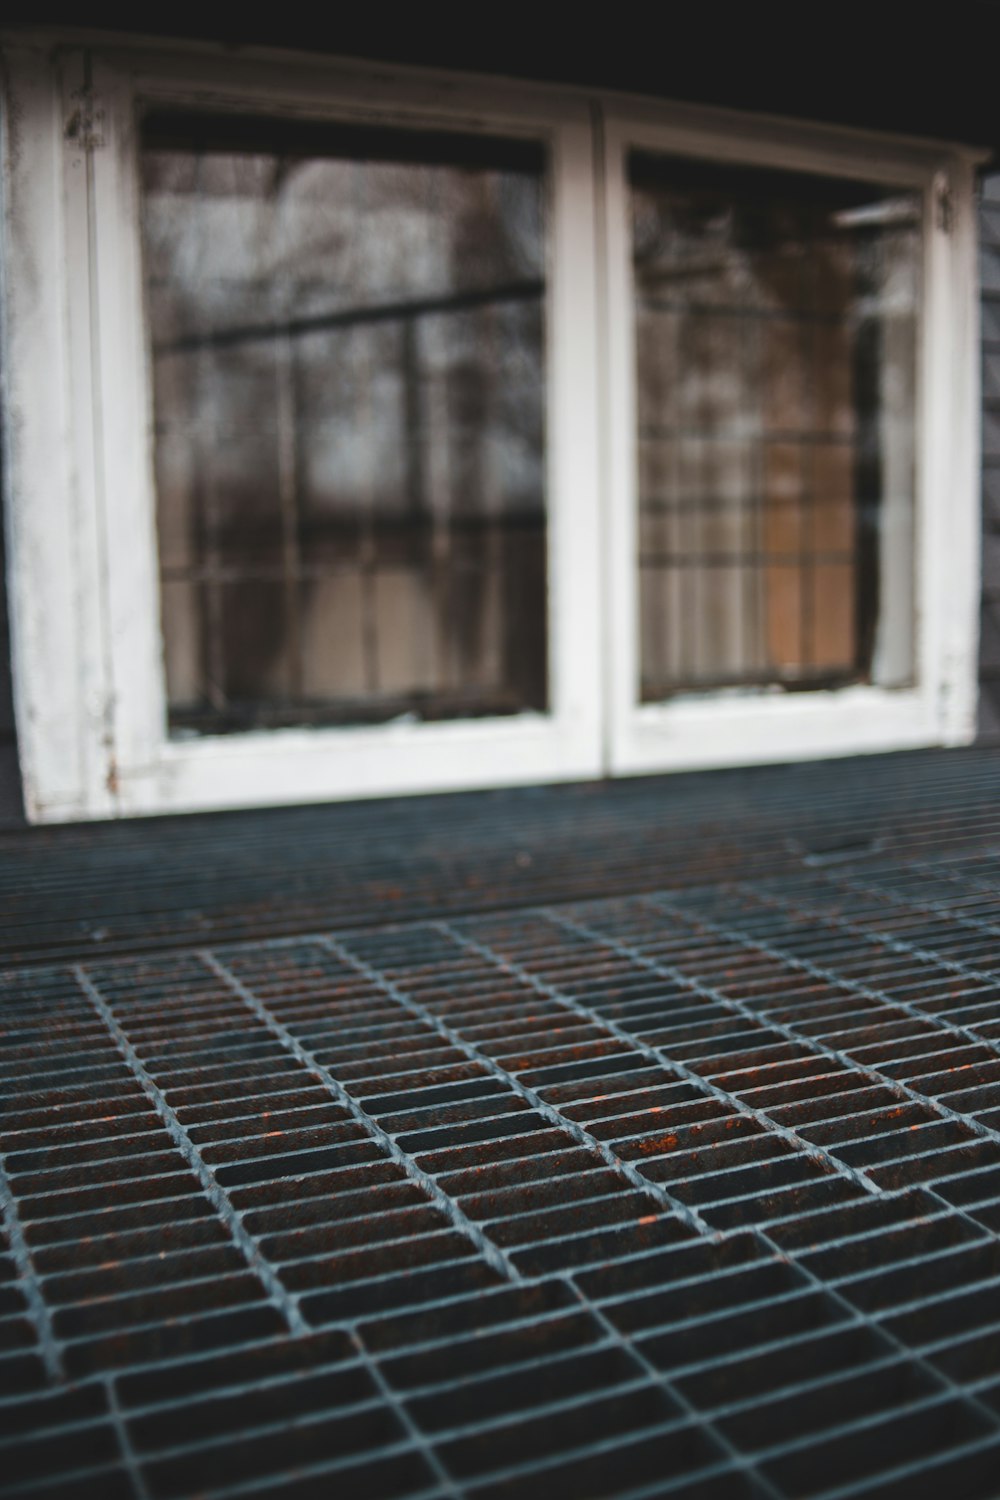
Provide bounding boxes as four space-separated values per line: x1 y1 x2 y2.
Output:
141 110 549 735
630 152 919 700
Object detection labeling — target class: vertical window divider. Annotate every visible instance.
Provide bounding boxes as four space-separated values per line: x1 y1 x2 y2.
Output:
590 98 615 778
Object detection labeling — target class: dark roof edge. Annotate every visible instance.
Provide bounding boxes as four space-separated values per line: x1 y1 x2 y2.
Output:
5 11 1000 163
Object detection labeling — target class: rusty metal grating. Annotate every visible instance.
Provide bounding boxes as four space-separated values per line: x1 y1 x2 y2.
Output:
4 753 1000 1495
5 747 1000 966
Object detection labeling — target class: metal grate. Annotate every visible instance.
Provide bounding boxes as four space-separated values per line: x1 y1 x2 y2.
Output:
5 747 1000 966
4 750 1000 1495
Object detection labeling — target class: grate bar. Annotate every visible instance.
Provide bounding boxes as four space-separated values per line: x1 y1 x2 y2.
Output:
0 1149 62 1382
638 892 1000 1157
166 1442 446 1500
752 1222 1000 1444
201 949 521 1285
800 864 1000 988
757 871 1000 993
457 913 881 1200
322 932 714 1238
72 964 308 1337
569 1280 784 1500
6 747 1000 968
809 1434 1000 1500
104 1374 153 1500
628 891 1000 1239
905 851 1000 905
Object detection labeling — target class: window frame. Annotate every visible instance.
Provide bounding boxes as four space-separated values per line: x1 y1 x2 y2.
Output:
602 102 982 775
0 35 984 821
1 41 605 820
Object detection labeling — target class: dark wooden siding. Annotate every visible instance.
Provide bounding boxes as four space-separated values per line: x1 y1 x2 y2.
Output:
39 11 1000 158
0 430 24 824
980 174 1000 739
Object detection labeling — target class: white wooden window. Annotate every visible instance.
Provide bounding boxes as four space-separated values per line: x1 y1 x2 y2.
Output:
602 105 982 775
0 38 983 821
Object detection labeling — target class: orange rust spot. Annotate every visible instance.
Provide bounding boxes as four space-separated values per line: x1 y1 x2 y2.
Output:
638 1216 657 1226
635 1133 678 1155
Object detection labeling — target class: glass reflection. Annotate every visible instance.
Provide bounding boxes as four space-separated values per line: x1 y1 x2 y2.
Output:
141 112 549 734
630 152 919 699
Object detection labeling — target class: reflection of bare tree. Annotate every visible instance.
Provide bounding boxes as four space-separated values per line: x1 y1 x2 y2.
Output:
631 158 918 697
144 126 549 734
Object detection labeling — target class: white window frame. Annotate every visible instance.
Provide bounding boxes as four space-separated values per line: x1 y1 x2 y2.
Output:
1 40 604 821
602 102 983 775
0 34 984 822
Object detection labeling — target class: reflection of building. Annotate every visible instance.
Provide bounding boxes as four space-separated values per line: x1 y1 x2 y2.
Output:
146 121 549 732
631 160 919 698
0 22 995 819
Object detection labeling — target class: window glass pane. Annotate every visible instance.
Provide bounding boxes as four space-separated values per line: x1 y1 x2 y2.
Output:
141 111 548 735
630 152 919 699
